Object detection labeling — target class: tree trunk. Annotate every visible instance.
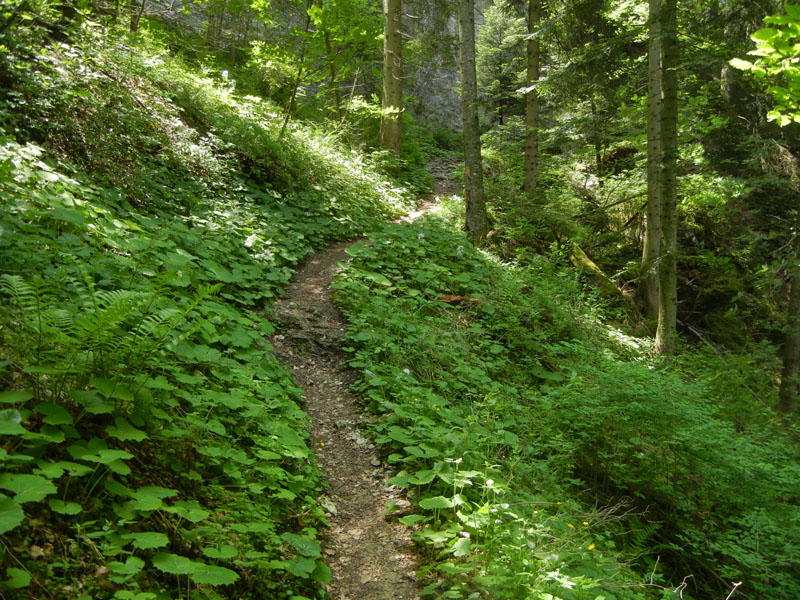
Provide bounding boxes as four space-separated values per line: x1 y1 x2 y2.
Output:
324 30 343 119
640 0 662 318
129 0 145 32
380 0 402 153
523 0 540 202
779 243 800 414
654 0 678 355
458 0 489 243
280 0 314 139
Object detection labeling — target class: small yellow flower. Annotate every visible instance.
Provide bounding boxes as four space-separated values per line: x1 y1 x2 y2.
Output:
587 544 595 550
567 523 575 529
320 442 325 447
556 501 562 505
583 521 589 526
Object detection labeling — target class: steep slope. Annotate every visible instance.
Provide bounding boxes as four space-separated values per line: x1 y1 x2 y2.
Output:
0 26 413 600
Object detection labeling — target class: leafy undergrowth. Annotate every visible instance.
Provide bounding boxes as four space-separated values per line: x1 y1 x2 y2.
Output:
333 217 800 600
0 25 412 600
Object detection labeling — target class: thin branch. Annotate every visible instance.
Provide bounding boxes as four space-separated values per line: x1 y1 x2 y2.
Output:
724 582 743 600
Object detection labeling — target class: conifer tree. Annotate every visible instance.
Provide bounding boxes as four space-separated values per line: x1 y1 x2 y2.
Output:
458 0 489 242
380 0 403 152
654 0 678 354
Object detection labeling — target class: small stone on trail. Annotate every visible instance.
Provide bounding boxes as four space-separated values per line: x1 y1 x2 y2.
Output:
321 497 338 515
370 458 382 467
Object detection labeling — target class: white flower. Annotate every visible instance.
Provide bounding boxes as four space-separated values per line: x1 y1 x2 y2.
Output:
418 232 425 240
456 245 464 255
403 368 410 375
221 69 229 79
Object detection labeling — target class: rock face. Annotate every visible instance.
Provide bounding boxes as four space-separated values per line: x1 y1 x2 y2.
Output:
405 0 491 130
146 0 492 130
404 1 461 129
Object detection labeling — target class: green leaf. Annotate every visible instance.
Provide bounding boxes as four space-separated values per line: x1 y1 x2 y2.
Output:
785 5 800 19
281 532 321 558
105 478 134 497
130 487 176 512
311 560 332 584
112 591 158 600
752 27 779 41
82 449 134 465
387 471 411 487
107 556 145 576
0 493 24 534
122 531 169 549
285 556 316 578
364 272 392 286
50 206 87 224
437 562 471 575
0 391 33 404
189 564 240 585
398 514 428 526
108 458 132 476
106 417 148 442
729 58 754 71
452 537 472 557
408 469 436 484
151 552 197 575
0 409 26 435
48 499 82 515
68 390 114 415
419 496 453 510
89 377 134 401
203 545 237 560
4 567 30 589
0 474 57 503
163 500 210 523
37 403 74 426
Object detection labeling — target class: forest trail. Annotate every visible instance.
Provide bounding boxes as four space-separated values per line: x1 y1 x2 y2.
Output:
267 158 459 599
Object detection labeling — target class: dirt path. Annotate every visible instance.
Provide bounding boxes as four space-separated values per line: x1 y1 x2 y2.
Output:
269 241 418 600
267 159 459 599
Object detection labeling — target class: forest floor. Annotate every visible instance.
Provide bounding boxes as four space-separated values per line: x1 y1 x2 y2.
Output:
267 158 460 599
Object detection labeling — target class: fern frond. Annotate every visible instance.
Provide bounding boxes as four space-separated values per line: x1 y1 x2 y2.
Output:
1 274 39 314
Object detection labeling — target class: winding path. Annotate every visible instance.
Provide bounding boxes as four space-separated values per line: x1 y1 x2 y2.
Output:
267 158 459 599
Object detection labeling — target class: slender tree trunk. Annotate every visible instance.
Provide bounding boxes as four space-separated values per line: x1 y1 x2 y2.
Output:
458 0 489 243
640 0 662 318
324 30 343 119
654 0 678 355
524 0 540 201
380 0 402 153
280 1 314 139
129 0 145 32
779 240 800 414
